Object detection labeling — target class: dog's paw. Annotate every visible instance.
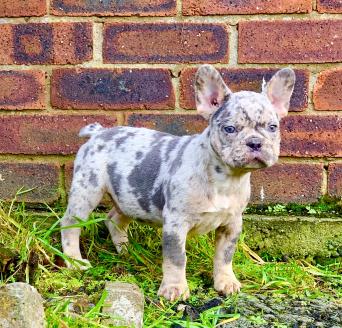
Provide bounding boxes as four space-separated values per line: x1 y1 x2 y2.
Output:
65 258 92 271
157 282 190 302
214 274 241 296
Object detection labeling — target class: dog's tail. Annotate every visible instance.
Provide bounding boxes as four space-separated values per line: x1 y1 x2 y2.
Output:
79 123 105 137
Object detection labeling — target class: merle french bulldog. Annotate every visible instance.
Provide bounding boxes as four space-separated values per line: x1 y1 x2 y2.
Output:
61 65 295 301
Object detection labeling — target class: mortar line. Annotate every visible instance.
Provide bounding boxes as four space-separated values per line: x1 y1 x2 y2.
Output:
92 22 104 65
0 109 341 116
322 163 328 195
177 0 183 17
172 66 182 112
1 63 340 71
6 12 339 24
228 24 238 67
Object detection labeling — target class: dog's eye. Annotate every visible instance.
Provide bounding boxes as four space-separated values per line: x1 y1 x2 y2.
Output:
268 124 278 132
224 126 236 134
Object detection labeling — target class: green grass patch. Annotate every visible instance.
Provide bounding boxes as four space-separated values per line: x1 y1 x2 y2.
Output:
0 202 341 327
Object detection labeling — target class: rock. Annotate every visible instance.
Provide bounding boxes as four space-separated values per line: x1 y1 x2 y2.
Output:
101 282 144 328
0 282 45 328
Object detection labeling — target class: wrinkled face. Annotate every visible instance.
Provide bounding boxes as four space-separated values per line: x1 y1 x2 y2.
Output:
209 91 281 170
195 65 295 172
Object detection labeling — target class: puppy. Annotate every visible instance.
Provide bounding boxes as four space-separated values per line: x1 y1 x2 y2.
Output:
61 65 295 301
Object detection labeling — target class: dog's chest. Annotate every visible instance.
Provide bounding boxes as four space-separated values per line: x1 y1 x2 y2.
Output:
189 180 249 235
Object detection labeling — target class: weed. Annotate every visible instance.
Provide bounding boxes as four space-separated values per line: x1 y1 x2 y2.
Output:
0 202 341 327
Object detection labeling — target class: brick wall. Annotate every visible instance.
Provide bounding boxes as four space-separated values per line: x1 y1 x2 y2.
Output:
0 0 341 205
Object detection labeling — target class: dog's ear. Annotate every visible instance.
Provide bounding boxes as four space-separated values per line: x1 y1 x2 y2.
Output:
195 65 232 120
263 68 296 119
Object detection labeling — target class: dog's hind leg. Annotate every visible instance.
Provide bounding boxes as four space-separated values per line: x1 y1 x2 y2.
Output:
105 208 131 253
61 171 104 269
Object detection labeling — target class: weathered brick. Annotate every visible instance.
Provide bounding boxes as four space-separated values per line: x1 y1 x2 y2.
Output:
313 68 342 110
0 115 117 155
239 20 342 63
0 162 59 203
0 70 46 110
180 68 309 112
328 163 342 198
317 0 342 13
103 23 229 64
280 115 342 157
251 163 323 204
126 113 207 135
0 23 92 65
0 0 46 17
51 68 174 110
183 0 311 15
51 0 176 16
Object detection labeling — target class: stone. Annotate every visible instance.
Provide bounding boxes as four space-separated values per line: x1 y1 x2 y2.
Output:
102 282 144 328
0 282 45 328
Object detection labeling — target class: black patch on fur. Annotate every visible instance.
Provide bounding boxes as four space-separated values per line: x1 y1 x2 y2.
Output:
74 165 81 173
215 165 223 174
211 104 226 122
89 170 98 187
151 184 165 211
98 127 124 142
170 137 193 174
135 151 143 160
107 162 122 198
165 137 181 161
115 132 135 148
163 232 186 267
224 245 236 264
83 146 90 159
97 144 105 151
128 139 165 212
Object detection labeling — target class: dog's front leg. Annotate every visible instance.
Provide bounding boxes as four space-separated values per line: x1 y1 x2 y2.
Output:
213 216 242 295
158 223 189 301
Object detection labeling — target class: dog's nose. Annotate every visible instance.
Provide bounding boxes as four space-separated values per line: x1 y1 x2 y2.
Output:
246 138 262 151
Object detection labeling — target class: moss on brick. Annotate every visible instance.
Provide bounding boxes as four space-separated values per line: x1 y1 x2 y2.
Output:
243 215 342 258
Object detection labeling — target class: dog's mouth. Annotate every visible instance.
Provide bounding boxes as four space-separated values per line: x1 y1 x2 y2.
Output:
245 156 268 168
231 153 270 170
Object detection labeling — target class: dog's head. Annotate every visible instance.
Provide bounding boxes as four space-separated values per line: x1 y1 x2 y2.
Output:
195 65 295 171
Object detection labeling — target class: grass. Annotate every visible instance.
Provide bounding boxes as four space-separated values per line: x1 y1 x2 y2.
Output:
0 201 341 327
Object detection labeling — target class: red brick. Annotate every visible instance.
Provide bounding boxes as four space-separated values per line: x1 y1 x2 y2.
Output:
0 162 59 203
280 115 342 157
51 68 175 110
103 23 229 64
183 0 311 15
328 163 342 197
0 70 45 110
317 0 342 13
0 115 117 155
251 163 323 204
313 68 342 110
0 23 92 65
180 68 309 112
51 0 176 16
125 113 207 135
239 20 342 63
0 0 46 17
